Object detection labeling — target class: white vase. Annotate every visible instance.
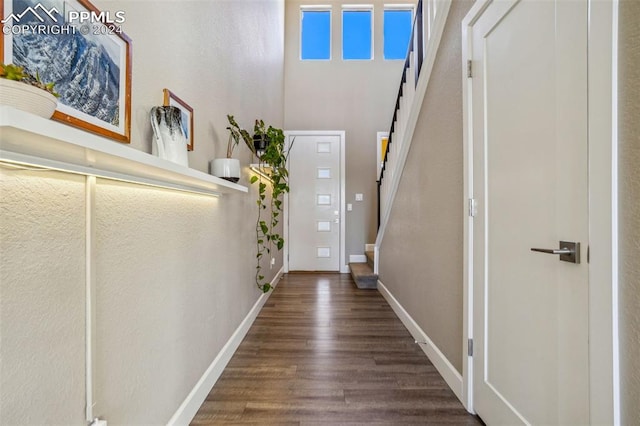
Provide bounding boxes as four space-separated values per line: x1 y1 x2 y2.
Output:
210 158 240 183
150 106 189 167
0 78 57 118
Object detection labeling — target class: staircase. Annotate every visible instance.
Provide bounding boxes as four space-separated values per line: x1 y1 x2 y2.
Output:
375 0 451 273
349 250 378 289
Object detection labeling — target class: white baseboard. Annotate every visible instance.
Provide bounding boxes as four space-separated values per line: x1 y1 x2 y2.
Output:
365 244 375 252
349 254 367 263
377 279 463 402
168 267 284 425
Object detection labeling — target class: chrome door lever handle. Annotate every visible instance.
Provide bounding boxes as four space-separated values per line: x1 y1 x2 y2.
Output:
530 241 580 264
530 248 573 255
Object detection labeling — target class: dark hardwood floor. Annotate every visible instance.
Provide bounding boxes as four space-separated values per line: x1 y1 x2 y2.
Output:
191 273 482 425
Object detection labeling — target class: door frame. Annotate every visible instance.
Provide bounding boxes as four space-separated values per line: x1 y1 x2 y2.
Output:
283 130 347 273
461 0 620 423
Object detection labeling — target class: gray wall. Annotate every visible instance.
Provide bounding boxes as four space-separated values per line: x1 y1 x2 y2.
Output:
619 1 640 423
378 0 473 375
0 0 285 423
284 0 409 259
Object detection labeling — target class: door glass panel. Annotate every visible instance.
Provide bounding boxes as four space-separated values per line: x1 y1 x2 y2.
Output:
317 221 331 232
317 247 331 258
317 168 331 179
317 142 331 153
317 194 331 205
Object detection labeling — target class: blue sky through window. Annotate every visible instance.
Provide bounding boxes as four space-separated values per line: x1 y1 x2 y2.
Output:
384 10 412 60
301 10 331 60
342 10 372 60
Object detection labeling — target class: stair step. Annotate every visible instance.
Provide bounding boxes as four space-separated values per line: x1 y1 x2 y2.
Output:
365 250 375 269
349 262 378 290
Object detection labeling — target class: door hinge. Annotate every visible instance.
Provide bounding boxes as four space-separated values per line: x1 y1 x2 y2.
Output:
468 198 477 217
467 60 473 78
468 338 473 357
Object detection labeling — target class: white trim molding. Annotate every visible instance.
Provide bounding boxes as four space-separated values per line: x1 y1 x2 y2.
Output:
349 254 367 263
377 279 463 402
588 0 620 423
167 268 284 425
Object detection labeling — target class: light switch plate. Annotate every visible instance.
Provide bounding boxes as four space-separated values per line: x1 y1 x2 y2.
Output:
355 193 363 201
347 203 353 211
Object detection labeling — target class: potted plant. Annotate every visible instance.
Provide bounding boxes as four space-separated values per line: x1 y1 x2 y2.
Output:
224 115 293 292
0 63 59 118
211 115 250 182
249 120 293 292
252 120 270 158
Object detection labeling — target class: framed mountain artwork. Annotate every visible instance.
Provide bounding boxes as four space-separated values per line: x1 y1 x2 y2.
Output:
1 0 132 142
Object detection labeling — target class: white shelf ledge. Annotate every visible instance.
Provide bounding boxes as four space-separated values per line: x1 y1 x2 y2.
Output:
0 106 248 196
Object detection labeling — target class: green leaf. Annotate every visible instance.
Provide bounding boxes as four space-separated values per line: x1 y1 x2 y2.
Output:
263 283 271 293
250 175 258 184
277 240 284 250
258 275 264 280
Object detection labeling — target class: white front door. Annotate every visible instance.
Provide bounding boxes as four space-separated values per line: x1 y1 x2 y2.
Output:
469 0 589 424
287 132 344 271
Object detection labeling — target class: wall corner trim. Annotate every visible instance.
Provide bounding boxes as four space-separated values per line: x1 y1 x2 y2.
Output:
377 279 464 403
167 267 285 425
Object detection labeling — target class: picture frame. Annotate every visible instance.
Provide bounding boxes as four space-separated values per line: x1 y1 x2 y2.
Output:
1 0 132 143
163 88 194 151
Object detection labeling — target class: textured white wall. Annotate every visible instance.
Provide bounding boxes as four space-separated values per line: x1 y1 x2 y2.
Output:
619 0 640 423
1 0 285 423
378 0 473 374
93 179 260 423
284 0 409 257
0 170 86 423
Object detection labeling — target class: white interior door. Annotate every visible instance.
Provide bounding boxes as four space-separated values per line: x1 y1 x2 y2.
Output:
469 0 589 424
288 133 342 271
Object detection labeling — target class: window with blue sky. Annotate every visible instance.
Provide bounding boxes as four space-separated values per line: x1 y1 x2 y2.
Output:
342 9 372 60
384 9 413 60
301 9 331 60
300 6 413 61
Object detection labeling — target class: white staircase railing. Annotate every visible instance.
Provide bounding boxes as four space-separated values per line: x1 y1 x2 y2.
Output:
375 0 452 273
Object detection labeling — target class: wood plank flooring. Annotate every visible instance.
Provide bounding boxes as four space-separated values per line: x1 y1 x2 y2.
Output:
191 273 482 425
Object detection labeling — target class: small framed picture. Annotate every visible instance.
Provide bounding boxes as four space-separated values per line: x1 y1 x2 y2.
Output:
163 89 194 151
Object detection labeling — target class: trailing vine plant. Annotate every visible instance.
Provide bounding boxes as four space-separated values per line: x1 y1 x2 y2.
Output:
227 116 293 293
251 120 293 293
